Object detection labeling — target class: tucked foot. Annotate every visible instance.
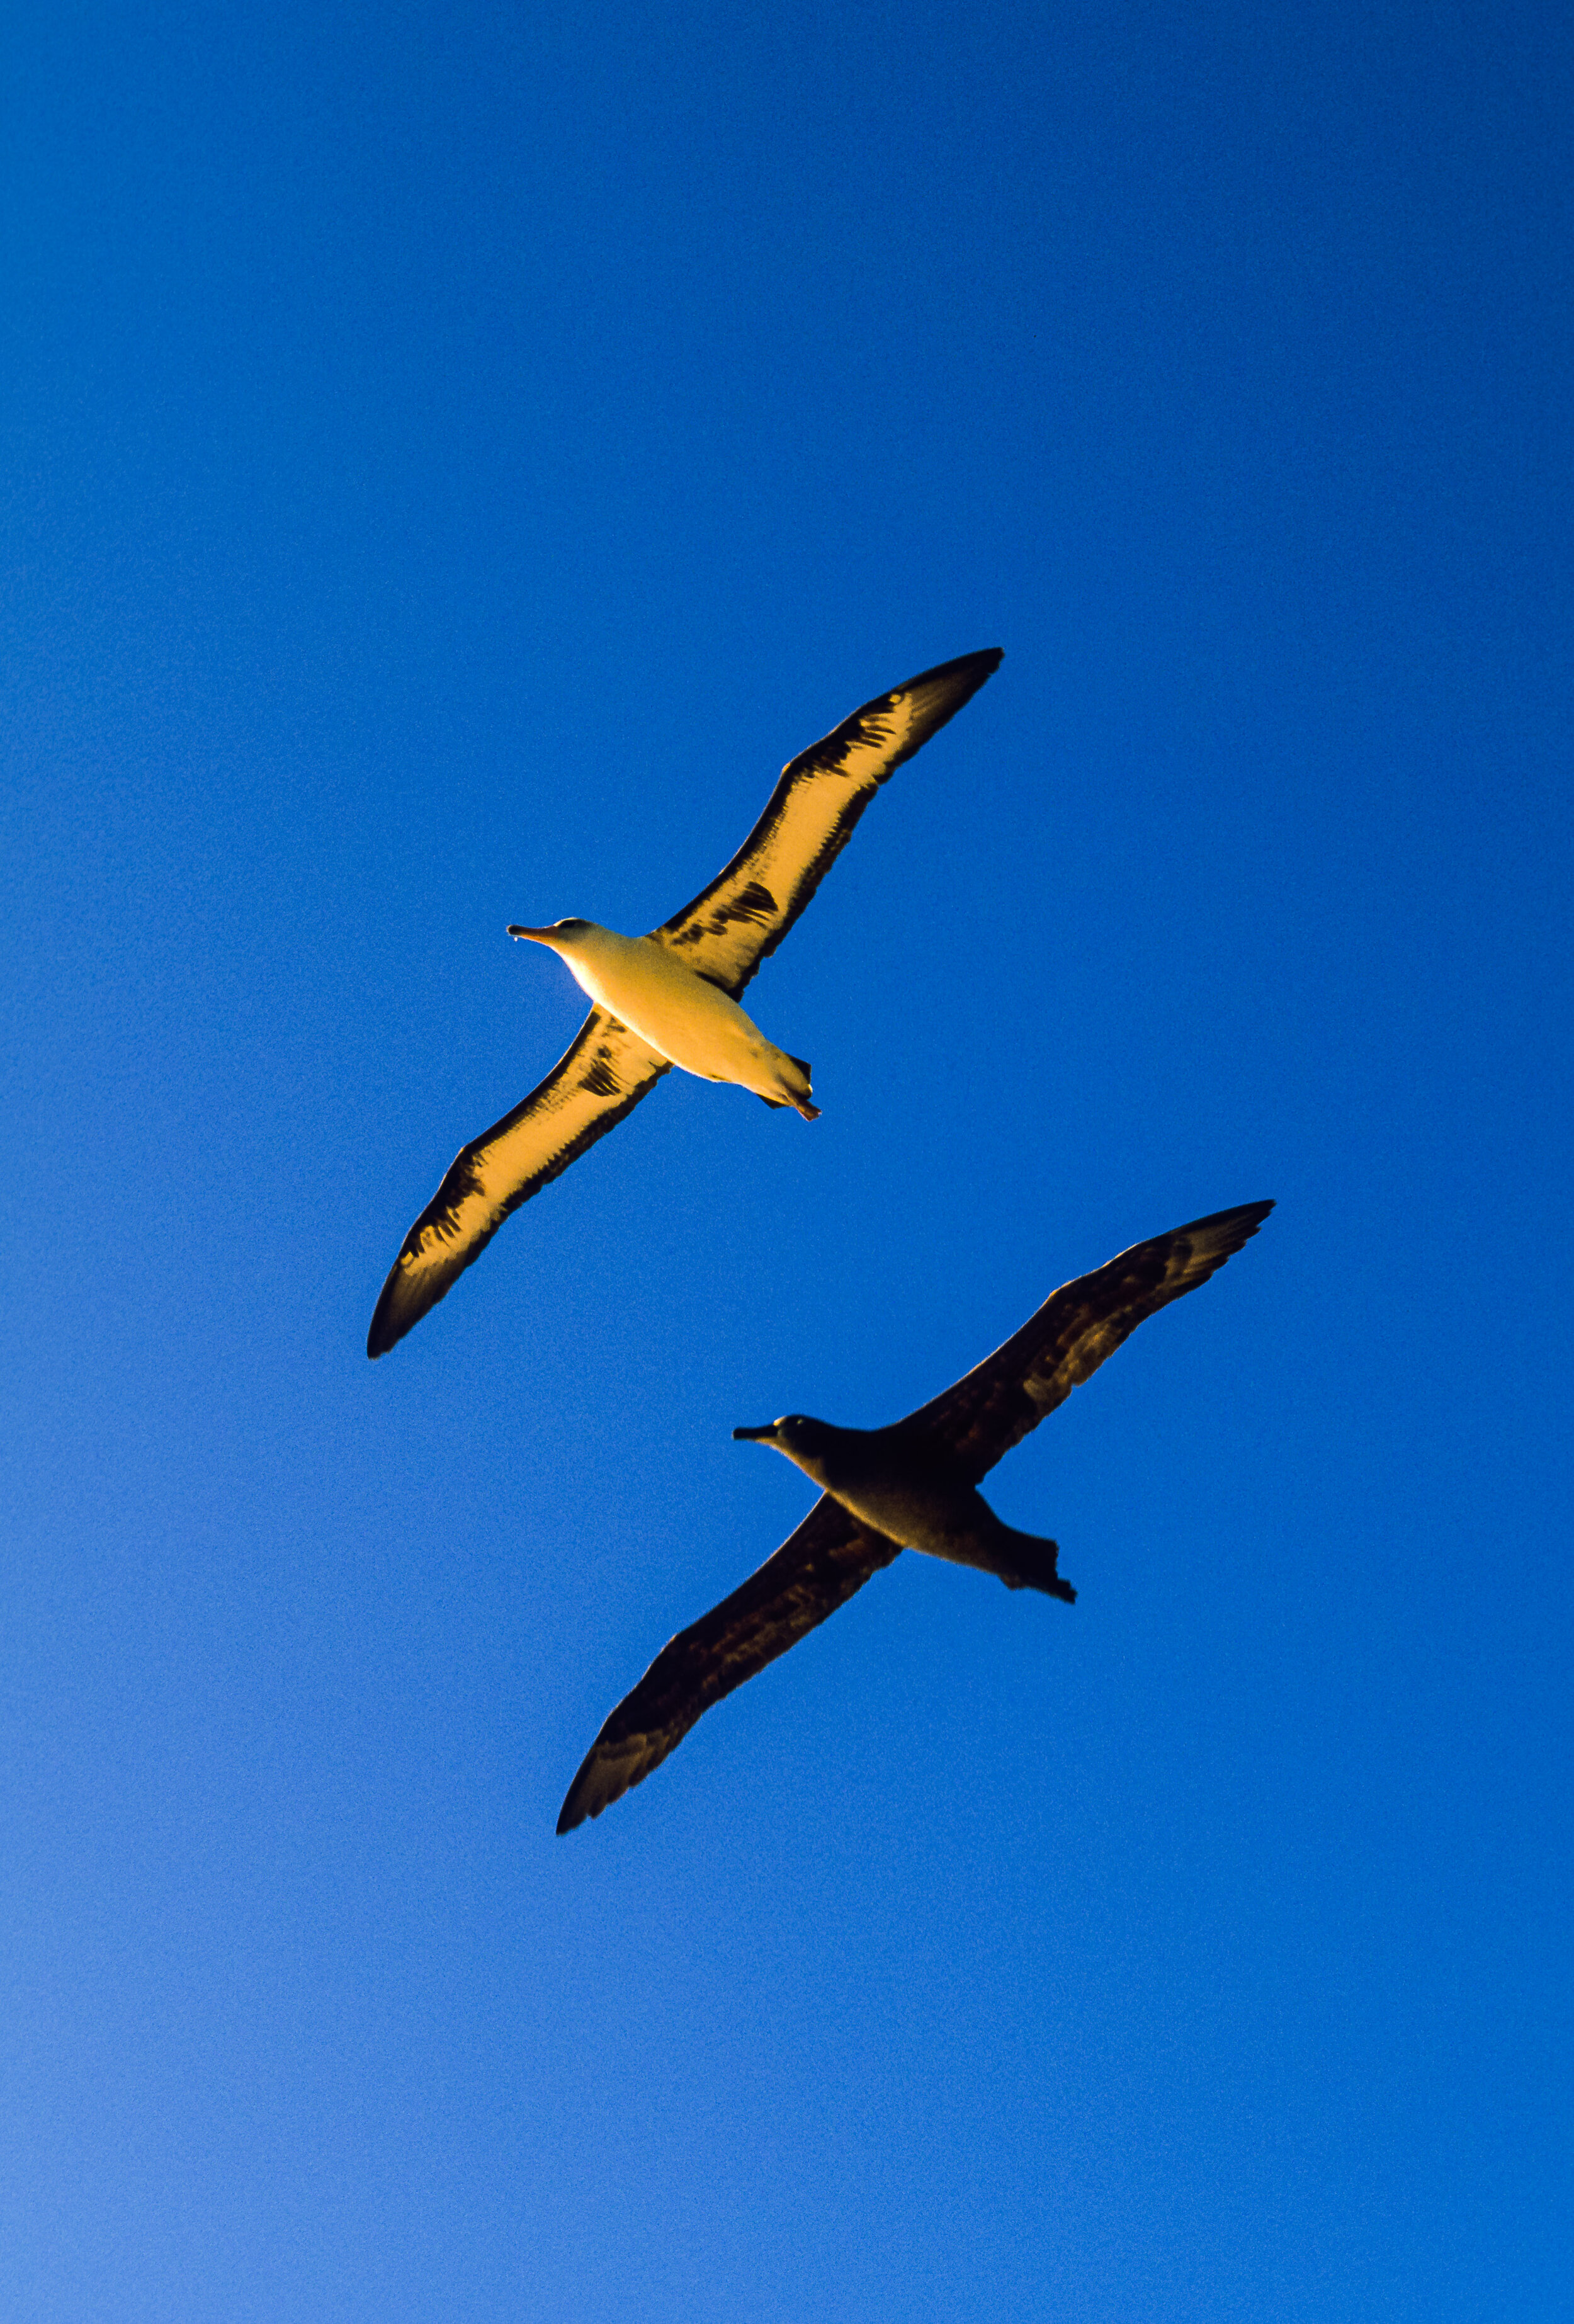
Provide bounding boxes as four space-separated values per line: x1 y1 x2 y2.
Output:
796 1100 822 1121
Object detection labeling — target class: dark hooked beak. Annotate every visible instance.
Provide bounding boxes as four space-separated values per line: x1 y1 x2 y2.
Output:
507 924 557 943
732 1422 778 1443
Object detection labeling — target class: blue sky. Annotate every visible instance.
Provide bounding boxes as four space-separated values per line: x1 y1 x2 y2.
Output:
3 1 1570 2316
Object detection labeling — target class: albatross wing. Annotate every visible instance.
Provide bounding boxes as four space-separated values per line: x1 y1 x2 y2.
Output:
557 1496 900 1831
898 1201 1276 1482
366 1011 670 1358
652 648 1004 997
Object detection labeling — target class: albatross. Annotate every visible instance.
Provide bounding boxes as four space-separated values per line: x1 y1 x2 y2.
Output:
557 1200 1272 1832
367 647 1003 1358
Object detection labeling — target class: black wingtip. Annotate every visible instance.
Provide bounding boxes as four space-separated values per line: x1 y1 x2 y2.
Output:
1182 1198 1275 1254
919 645 1003 693
365 1269 409 1359
557 1763 624 1834
1183 1198 1274 1236
882 648 1004 759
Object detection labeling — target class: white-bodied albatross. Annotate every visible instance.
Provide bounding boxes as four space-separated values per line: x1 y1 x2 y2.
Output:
367 648 1002 1358
557 1201 1272 1832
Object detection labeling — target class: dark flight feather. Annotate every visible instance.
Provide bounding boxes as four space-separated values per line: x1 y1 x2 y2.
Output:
558 1201 1272 1828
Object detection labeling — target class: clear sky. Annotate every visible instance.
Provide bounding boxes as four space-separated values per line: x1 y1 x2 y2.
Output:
3 1 1570 2316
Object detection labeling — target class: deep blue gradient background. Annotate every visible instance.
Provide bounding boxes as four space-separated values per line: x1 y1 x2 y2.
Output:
3 3 1570 2316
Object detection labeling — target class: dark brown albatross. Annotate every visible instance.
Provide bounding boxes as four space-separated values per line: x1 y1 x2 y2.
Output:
368 648 1002 1358
557 1199 1273 1831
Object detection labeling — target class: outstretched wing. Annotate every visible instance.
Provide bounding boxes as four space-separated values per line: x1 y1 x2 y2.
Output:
557 1497 901 1832
653 649 1003 997
899 1201 1275 1482
366 1012 670 1358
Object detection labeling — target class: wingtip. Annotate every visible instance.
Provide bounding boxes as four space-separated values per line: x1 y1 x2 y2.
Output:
925 645 1004 689
365 1276 409 1360
1195 1198 1276 1254
557 1742 609 1833
556 1771 621 1834
1175 1199 1275 1274
1191 1197 1275 1237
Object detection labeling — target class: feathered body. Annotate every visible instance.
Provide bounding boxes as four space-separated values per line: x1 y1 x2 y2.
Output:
734 1417 1073 1598
510 921 817 1118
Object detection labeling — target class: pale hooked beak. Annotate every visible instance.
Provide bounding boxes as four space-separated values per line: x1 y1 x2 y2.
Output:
507 925 558 944
732 1422 779 1443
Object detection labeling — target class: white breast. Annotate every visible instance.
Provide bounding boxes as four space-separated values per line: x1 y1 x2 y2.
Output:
563 928 772 1083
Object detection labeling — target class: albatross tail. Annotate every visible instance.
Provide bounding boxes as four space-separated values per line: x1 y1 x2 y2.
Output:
953 1517 1075 1602
784 1053 818 1120
757 1052 819 1118
995 1527 1077 1602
